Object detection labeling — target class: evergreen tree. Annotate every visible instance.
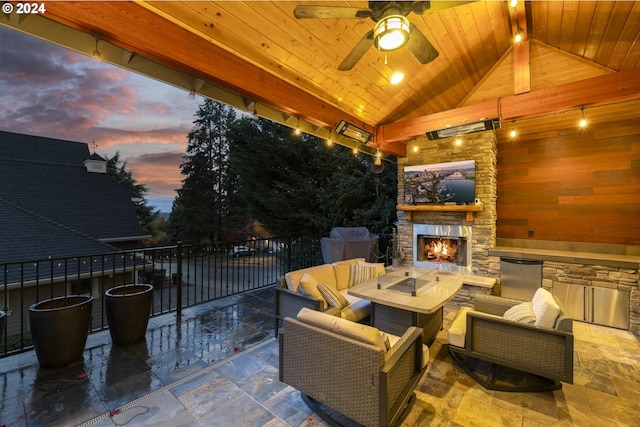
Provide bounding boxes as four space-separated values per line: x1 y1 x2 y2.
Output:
105 151 159 239
168 100 237 243
227 117 397 237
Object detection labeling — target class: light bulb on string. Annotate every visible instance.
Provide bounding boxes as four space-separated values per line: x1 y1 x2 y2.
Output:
579 107 587 128
294 117 301 136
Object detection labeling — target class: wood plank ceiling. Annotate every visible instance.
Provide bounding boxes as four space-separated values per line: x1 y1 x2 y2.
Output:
4 1 640 157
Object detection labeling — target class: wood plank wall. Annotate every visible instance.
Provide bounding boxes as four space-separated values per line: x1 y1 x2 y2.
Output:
496 118 640 245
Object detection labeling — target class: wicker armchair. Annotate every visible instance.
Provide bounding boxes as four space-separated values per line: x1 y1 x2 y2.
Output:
448 294 574 391
279 310 426 427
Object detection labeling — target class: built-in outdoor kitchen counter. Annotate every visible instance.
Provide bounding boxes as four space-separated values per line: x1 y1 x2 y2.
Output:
489 239 640 336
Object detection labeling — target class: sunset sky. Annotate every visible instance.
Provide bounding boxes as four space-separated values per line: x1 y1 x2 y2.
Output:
0 26 207 212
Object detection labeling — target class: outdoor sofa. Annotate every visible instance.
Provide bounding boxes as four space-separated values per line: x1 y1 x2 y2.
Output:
274 257 385 336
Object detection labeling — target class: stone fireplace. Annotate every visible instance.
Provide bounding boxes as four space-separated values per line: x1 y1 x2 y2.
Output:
397 131 498 276
413 224 472 273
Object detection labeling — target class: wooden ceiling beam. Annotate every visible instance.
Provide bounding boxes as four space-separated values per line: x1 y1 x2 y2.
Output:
376 67 640 150
499 66 640 120
42 1 372 135
375 100 499 146
510 2 530 94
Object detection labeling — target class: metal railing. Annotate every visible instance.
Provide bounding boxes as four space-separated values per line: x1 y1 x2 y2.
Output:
0 233 392 359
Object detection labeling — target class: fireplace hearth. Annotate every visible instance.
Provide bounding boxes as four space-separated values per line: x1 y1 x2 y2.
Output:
413 224 472 273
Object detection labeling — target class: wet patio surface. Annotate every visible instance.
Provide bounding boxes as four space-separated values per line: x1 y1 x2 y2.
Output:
2 284 640 426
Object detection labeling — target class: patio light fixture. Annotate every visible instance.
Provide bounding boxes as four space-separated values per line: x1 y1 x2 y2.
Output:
374 15 410 51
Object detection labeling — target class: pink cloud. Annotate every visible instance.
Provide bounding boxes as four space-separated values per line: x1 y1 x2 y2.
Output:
0 27 202 205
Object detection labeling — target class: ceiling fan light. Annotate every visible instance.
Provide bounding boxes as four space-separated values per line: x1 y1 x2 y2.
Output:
374 15 410 51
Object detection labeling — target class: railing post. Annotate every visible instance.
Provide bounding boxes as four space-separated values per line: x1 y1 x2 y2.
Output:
176 241 183 322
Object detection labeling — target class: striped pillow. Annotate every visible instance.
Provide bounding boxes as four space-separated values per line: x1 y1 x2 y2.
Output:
348 264 378 287
317 284 349 309
503 302 536 325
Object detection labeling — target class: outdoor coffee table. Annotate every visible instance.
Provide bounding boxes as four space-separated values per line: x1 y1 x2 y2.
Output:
348 267 463 345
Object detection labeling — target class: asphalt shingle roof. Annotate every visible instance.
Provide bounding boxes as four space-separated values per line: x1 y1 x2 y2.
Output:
0 130 146 263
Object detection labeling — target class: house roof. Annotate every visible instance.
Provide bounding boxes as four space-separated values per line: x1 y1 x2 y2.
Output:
2 1 639 158
0 130 146 262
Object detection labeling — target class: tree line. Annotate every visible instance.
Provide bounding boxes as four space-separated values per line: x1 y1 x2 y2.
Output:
115 99 398 245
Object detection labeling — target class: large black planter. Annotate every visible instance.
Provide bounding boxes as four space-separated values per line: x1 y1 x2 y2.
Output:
29 295 93 368
105 284 153 345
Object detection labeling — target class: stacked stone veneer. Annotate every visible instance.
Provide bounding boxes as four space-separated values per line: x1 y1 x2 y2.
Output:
396 131 498 276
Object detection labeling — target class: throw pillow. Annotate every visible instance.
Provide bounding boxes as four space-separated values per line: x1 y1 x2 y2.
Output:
348 264 378 287
532 288 561 328
317 284 349 309
503 302 536 324
356 260 386 276
298 273 327 310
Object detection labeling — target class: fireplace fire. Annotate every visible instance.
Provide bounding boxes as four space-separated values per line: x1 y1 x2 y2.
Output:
413 224 472 273
420 237 460 263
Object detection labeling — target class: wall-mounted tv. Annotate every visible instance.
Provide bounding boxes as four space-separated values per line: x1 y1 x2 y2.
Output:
404 160 476 204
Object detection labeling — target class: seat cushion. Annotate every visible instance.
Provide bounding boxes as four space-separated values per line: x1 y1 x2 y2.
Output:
532 288 561 328
447 306 473 348
387 330 430 369
297 307 387 352
340 293 371 322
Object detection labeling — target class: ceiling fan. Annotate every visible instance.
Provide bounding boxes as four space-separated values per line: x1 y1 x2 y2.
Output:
294 1 457 71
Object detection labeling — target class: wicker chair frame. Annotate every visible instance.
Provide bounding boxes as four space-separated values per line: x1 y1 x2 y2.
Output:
449 294 574 392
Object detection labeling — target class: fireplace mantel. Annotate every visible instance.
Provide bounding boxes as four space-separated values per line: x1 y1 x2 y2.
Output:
397 204 484 222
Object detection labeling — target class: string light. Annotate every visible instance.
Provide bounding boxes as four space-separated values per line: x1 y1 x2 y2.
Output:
412 144 419 153
294 117 301 136
352 147 358 155
514 30 523 44
455 138 462 146
326 132 333 146
510 121 517 138
579 107 587 128
375 150 382 166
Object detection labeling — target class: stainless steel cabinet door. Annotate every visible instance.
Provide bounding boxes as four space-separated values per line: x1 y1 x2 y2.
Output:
554 283 586 321
591 287 630 330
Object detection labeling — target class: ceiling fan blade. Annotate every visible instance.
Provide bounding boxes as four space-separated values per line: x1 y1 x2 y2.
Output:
338 30 374 71
415 1 476 14
294 5 372 19
406 24 439 64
